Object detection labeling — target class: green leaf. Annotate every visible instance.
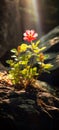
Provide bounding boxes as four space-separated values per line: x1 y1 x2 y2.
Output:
21 69 27 75
14 58 18 61
11 55 17 58
14 63 19 68
34 48 39 53
44 54 49 60
36 40 40 46
33 67 37 72
11 48 17 53
21 61 28 65
39 46 46 52
44 64 53 69
30 68 33 75
6 60 13 65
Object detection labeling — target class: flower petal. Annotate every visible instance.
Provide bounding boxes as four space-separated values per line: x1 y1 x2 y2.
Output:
33 33 38 37
26 30 31 35
23 30 38 42
30 30 35 35
23 33 27 36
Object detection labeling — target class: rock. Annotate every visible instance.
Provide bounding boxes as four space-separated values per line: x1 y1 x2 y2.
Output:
0 78 59 130
38 26 59 87
0 62 7 72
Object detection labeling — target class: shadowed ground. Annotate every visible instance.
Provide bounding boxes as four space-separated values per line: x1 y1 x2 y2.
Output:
0 70 59 130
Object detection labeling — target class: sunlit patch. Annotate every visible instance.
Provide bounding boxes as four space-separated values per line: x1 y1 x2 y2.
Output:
0 71 12 85
49 37 59 46
56 55 59 63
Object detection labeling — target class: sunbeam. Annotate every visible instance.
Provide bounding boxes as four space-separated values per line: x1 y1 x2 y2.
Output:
19 0 42 36
31 0 42 36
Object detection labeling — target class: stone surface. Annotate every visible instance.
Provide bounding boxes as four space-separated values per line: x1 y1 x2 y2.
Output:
0 76 59 130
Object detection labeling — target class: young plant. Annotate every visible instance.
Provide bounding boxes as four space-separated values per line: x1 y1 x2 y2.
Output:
7 30 53 88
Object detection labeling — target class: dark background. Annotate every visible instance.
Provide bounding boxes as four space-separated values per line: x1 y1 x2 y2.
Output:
0 0 59 86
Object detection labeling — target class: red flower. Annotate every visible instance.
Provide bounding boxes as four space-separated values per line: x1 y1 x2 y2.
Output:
23 30 38 42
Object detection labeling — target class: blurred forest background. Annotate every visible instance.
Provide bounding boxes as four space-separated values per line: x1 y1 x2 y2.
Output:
0 0 59 52
0 0 59 65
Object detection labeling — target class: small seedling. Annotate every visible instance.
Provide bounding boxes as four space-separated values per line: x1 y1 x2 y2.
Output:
7 30 53 88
